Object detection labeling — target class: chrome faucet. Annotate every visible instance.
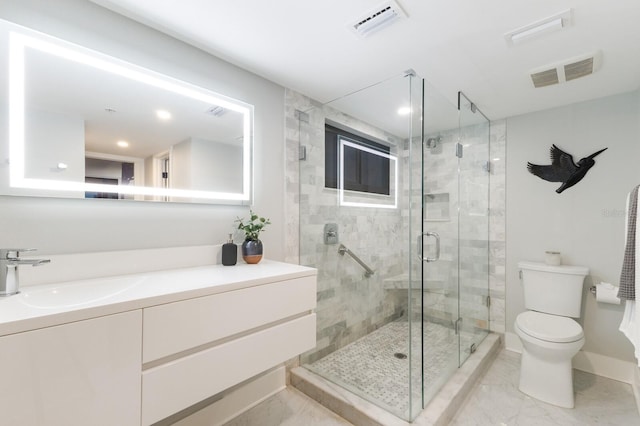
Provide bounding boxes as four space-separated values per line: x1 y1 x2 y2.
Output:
0 249 51 296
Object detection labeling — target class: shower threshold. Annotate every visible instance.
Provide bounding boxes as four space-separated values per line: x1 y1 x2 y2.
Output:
291 331 500 425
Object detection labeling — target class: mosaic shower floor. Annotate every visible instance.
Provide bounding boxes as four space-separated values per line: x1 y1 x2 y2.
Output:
306 320 476 420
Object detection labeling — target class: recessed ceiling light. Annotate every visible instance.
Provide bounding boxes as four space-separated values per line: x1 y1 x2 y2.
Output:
397 106 411 115
116 140 129 148
156 109 171 120
504 9 572 46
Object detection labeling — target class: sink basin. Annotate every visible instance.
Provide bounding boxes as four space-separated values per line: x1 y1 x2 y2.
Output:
19 276 145 309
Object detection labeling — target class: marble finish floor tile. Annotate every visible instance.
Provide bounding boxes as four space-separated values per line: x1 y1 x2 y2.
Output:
223 387 353 426
306 319 487 420
450 350 640 426
306 320 460 419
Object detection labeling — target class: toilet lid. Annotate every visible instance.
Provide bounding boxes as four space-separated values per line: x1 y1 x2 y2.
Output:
516 311 583 343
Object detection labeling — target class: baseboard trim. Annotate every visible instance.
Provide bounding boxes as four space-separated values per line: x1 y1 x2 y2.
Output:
505 331 636 384
573 350 636 384
505 331 522 353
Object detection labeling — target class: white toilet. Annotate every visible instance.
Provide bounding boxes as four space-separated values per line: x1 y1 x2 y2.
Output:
515 261 589 408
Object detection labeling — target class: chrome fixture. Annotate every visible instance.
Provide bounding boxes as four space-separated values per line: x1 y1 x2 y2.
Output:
324 223 339 245
425 136 441 149
0 249 50 296
418 232 440 262
338 244 374 277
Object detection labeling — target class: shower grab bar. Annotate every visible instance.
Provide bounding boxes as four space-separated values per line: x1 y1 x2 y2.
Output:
418 232 440 262
338 244 374 278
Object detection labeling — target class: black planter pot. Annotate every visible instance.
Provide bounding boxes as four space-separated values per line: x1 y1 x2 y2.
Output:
241 239 263 264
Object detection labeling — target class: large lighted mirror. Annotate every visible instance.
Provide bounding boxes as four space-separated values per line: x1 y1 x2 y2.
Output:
0 20 253 204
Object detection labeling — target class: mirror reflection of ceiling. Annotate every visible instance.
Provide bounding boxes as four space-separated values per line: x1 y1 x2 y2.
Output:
25 48 244 159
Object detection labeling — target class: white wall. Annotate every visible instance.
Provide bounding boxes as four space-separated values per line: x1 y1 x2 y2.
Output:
0 0 285 258
506 90 640 362
170 139 192 191
173 137 243 193
190 139 243 193
0 108 85 198
24 110 85 183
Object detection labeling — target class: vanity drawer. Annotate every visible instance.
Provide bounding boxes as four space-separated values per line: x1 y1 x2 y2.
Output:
141 313 316 426
142 275 316 363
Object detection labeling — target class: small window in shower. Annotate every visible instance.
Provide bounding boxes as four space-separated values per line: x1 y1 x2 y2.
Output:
325 124 390 195
325 123 398 209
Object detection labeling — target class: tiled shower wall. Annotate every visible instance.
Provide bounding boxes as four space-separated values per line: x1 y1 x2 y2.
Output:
488 120 506 334
412 120 507 338
285 90 410 364
284 88 507 364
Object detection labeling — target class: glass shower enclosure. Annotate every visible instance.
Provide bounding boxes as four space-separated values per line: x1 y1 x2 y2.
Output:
296 72 490 421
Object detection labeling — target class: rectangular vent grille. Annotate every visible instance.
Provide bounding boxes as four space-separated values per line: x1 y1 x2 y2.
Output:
531 68 559 88
205 106 227 117
354 6 393 30
350 1 407 37
564 57 594 81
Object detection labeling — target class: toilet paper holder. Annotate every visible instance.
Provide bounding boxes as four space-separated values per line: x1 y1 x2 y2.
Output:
589 282 622 304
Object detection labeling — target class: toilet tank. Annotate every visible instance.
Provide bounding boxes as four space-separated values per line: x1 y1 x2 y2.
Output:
518 261 589 318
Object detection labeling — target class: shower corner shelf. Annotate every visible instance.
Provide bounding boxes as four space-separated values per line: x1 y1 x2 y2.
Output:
424 192 450 221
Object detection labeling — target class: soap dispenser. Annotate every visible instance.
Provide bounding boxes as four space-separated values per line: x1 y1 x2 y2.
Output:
222 234 237 266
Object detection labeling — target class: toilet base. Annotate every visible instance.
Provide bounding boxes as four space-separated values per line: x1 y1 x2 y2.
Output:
519 349 575 408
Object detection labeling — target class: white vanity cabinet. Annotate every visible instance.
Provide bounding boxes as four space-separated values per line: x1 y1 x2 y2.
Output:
0 260 317 426
140 275 317 425
0 310 142 426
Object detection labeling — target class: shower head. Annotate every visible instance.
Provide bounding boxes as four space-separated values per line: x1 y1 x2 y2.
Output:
426 136 441 149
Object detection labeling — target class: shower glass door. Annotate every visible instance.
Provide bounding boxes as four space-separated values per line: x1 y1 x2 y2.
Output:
457 92 490 364
419 81 463 408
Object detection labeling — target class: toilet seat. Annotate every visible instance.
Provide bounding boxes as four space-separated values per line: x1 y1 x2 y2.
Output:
516 311 583 343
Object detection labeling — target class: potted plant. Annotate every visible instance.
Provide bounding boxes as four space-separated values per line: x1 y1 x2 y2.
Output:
235 210 271 264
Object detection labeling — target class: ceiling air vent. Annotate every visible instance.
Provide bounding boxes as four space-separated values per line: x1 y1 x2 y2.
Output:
531 68 559 88
564 57 594 81
349 0 407 37
205 106 227 117
529 51 602 88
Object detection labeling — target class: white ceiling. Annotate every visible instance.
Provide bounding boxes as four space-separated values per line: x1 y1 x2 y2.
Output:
90 0 640 120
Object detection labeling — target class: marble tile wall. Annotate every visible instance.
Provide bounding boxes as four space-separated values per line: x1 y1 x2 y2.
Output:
405 119 506 338
286 89 409 364
284 88 507 363
488 120 506 334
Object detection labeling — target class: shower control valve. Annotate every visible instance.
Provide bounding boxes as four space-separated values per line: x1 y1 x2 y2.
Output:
324 223 339 245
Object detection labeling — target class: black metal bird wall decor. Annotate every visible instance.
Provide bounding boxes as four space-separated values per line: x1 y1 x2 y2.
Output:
527 145 607 194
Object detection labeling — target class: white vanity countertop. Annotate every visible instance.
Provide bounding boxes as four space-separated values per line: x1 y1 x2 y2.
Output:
0 260 316 337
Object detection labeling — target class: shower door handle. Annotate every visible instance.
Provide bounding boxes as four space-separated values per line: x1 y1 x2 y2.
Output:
418 232 440 262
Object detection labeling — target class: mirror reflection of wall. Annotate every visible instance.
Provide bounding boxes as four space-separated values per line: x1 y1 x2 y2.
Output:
170 137 243 193
24 109 85 185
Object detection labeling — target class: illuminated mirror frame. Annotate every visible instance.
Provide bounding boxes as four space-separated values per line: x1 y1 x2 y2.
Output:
8 30 253 204
338 138 398 209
